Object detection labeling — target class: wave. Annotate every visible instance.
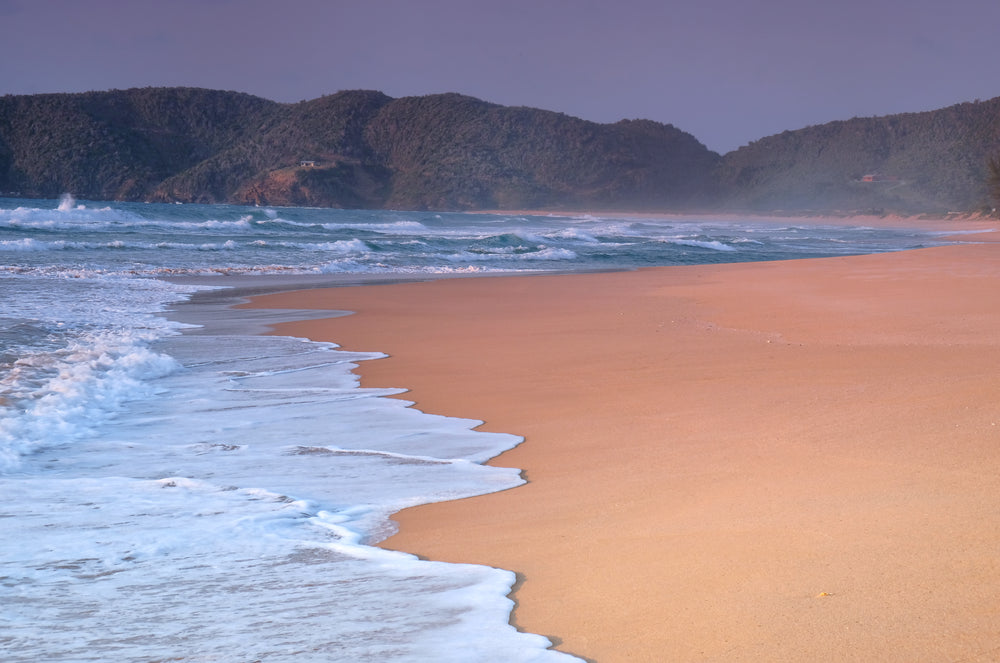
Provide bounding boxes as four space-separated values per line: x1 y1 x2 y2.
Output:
441 246 578 262
0 201 263 233
320 220 429 233
318 261 517 275
56 193 78 211
1 212 433 235
273 238 373 253
0 237 394 255
0 237 369 253
510 229 546 243
1 294 577 660
0 199 957 281
0 329 179 472
545 228 600 243
0 238 69 251
0 212 249 233
660 238 737 252
0 205 133 230
0 238 165 251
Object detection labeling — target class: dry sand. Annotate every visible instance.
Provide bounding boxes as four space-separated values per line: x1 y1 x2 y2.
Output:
247 219 1000 662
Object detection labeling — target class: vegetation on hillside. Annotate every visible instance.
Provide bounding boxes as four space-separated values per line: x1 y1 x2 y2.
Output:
0 88 717 210
2 87 1000 213
0 88 280 200
363 94 719 209
716 98 1000 213
987 154 1000 215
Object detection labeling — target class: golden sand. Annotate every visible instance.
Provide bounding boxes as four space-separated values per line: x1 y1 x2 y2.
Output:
247 220 1000 662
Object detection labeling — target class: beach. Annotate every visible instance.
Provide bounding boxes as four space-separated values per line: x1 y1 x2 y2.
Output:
249 217 1000 662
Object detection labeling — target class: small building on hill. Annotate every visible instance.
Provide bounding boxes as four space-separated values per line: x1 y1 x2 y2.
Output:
299 160 317 168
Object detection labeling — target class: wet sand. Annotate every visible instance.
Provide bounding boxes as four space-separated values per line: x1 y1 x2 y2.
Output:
247 222 1000 662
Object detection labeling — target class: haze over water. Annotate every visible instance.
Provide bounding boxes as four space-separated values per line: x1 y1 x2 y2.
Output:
0 196 948 661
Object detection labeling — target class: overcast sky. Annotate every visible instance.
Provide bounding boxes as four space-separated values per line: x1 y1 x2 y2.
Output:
1 0 999 154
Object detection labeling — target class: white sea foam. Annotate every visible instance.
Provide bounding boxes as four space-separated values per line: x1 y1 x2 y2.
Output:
0 197 955 661
0 209 254 233
512 229 546 243
0 330 179 471
56 192 77 211
0 275 200 472
0 238 60 251
926 227 997 236
1 319 577 661
0 238 165 251
185 217 255 230
662 238 737 251
535 247 580 260
442 246 578 262
259 216 314 227
321 220 429 233
288 238 372 253
587 221 643 237
546 228 600 242
318 260 501 274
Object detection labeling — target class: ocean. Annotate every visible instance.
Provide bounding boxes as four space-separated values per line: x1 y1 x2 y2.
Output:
0 195 949 661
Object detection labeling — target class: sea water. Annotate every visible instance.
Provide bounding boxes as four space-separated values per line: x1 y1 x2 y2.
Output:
0 196 950 661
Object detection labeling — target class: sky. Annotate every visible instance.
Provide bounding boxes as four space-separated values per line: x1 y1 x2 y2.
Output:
1 0 999 154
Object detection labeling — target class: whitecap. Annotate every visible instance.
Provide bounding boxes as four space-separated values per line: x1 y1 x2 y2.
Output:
441 246 578 262
320 220 429 233
0 238 63 251
56 193 77 211
661 238 737 252
546 228 600 242
0 329 180 471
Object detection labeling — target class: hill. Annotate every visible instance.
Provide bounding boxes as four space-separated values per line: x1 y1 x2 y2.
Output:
2 87 999 213
0 88 718 210
0 87 281 201
715 98 1000 214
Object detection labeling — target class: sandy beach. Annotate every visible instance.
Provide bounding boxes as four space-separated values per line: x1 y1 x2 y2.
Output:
248 217 1000 662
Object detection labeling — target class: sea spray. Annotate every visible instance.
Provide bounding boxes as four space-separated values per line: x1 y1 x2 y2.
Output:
56 192 77 211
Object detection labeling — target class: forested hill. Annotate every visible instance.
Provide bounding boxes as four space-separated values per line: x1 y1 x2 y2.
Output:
0 87 719 210
716 97 1000 214
1 87 999 213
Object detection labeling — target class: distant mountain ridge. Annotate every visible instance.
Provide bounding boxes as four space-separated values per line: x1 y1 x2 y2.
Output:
0 87 718 210
1 87 998 213
717 97 1000 213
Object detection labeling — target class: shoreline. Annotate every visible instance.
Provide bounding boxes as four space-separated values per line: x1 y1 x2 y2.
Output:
240 217 1000 662
474 206 999 226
